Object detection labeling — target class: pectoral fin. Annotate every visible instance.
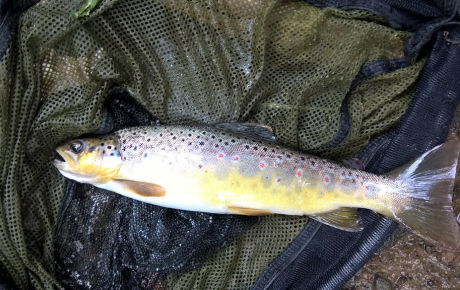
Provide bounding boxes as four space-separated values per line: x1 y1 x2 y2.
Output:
310 208 363 232
114 179 166 197
226 205 273 216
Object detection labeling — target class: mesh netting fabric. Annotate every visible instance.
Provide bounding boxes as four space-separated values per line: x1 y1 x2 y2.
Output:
0 0 426 288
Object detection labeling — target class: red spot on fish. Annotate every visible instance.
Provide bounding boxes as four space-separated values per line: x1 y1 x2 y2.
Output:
260 163 265 168
324 176 329 183
297 170 302 177
276 178 281 183
365 185 369 190
218 153 224 158
234 157 239 161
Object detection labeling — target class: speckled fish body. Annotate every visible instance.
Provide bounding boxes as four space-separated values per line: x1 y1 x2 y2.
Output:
54 123 460 250
110 125 394 217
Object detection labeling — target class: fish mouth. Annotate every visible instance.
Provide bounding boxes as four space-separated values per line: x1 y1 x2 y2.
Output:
53 149 72 171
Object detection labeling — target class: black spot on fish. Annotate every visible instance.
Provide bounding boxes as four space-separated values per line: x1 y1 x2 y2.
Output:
144 153 148 158
181 138 185 142
196 135 200 139
100 143 105 146
188 134 192 137
224 142 229 146
88 146 96 153
222 132 226 135
231 139 236 143
263 147 267 152
253 146 258 150
170 133 174 136
173 136 177 140
199 141 205 146
212 135 216 139
215 144 219 148
202 132 206 135
160 134 163 137
133 132 136 135
103 150 106 154
311 161 316 166
147 138 151 142
245 145 250 149
110 153 114 156
108 146 112 149
300 157 305 161
134 146 137 151
286 154 291 158
218 139 222 142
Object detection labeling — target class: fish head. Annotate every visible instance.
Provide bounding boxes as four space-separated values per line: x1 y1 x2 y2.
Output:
54 135 122 184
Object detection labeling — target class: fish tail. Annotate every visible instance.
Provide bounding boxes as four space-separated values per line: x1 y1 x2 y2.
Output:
387 141 460 251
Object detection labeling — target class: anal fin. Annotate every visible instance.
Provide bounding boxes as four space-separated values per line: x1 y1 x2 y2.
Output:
226 205 273 216
310 208 363 232
114 179 166 197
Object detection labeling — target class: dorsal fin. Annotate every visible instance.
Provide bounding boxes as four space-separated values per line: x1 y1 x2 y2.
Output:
214 122 277 143
310 208 363 232
342 158 366 171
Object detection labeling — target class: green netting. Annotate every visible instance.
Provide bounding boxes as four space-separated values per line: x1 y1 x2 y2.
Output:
0 0 425 288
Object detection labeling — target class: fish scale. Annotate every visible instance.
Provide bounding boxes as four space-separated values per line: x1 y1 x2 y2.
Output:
54 123 460 251
114 125 395 217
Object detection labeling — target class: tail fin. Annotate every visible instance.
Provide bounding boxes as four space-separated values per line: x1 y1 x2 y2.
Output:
387 141 460 251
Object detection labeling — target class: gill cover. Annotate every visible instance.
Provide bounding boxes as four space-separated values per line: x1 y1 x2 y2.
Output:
54 136 122 183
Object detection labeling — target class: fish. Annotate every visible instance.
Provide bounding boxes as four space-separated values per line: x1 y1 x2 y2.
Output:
53 123 460 251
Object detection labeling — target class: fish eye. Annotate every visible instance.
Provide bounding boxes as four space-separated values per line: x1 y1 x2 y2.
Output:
70 140 84 154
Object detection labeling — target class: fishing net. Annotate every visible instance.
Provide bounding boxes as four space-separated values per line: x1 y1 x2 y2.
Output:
0 0 446 288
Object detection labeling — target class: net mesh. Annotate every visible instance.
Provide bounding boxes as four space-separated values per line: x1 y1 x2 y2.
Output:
0 0 426 288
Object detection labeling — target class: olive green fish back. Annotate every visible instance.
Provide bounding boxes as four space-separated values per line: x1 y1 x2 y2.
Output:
0 0 425 288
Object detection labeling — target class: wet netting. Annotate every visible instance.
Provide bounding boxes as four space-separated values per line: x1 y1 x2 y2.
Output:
1 0 458 289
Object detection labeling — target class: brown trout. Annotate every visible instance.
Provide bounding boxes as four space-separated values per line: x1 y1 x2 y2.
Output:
53 123 460 251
